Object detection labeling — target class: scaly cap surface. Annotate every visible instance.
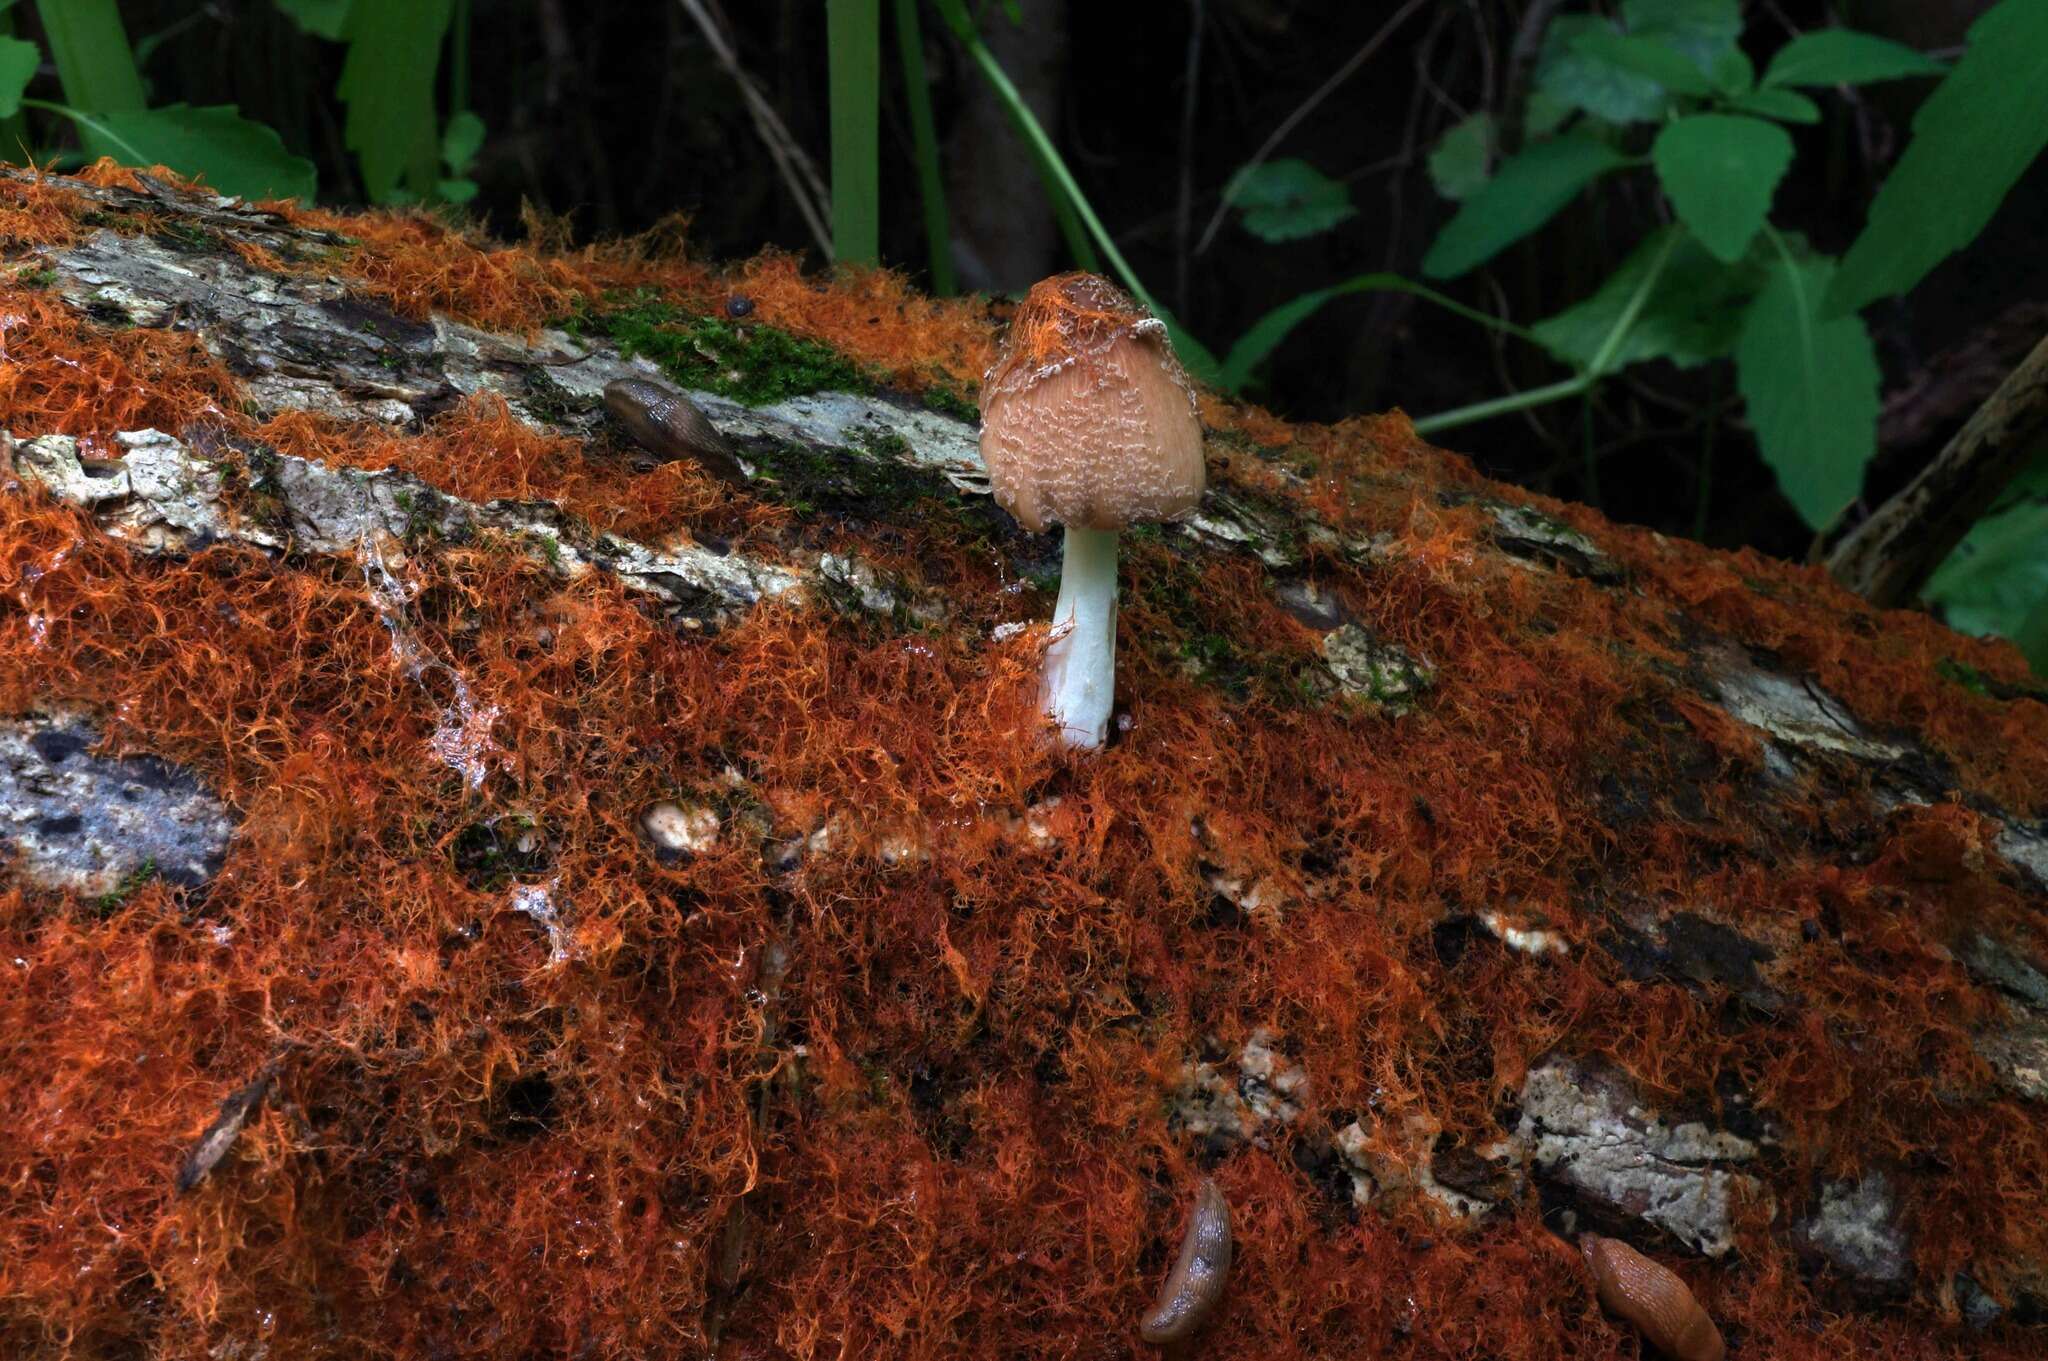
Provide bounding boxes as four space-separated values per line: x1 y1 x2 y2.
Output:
978 273 1204 533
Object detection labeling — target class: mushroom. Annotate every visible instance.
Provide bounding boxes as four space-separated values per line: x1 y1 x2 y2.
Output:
979 273 1206 749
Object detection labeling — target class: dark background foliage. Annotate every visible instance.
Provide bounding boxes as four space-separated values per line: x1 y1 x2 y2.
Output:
9 0 2046 564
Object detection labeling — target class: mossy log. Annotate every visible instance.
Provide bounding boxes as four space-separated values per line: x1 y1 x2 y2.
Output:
2 165 2046 1360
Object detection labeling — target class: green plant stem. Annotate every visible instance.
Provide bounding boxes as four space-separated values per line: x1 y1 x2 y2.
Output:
893 0 954 293
1415 226 1680 436
928 0 1216 376
827 0 882 267
1032 137 1101 274
1222 273 1543 391
1413 376 1588 435
34 0 144 115
19 97 148 162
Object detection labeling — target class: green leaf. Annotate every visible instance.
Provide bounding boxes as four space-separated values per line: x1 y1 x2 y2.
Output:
1652 113 1792 262
1570 29 1712 95
1522 87 1572 139
0 34 37 118
1423 134 1630 278
827 0 881 265
63 104 317 201
440 108 483 173
1532 224 1768 371
1827 1 2048 316
1735 252 1879 528
275 0 353 41
338 0 452 204
435 176 477 204
1226 158 1356 242
34 0 142 114
1761 29 1946 88
1537 15 1667 123
2016 593 2048 676
1925 496 2048 650
1706 46 1754 95
1623 0 1742 68
1726 88 1821 123
1219 273 1534 391
1427 112 1493 202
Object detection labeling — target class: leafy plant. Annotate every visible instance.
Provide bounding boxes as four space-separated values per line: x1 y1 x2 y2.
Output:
1224 159 1355 243
4 0 315 200
0 0 489 209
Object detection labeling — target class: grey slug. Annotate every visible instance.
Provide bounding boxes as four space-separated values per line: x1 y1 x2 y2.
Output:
1139 1177 1232 1344
602 377 746 483
1581 1234 1725 1361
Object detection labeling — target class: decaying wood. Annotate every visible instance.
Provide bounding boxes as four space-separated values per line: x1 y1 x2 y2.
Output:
4 168 2047 1359
1828 332 2048 607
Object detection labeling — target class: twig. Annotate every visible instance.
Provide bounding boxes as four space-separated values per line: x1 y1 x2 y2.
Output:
1826 333 2048 607
676 0 835 259
1174 0 1206 312
1496 0 1565 156
1193 0 1431 255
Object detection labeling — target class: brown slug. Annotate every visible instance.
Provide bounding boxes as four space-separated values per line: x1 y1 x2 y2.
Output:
1581 1234 1725 1361
602 377 746 483
1140 1177 1232 1345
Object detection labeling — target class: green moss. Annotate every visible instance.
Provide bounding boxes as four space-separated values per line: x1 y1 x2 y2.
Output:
749 435 961 525
220 447 293 540
11 265 56 290
1940 658 1994 698
94 857 158 915
561 290 869 406
1938 656 2048 703
922 382 979 424
521 367 584 423
1137 552 1309 705
154 219 218 253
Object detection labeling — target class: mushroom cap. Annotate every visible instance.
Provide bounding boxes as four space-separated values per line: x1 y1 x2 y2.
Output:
978 273 1205 533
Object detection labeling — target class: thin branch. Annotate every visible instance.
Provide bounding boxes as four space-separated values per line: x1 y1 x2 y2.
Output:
1174 0 1206 312
1193 0 1431 255
1496 0 1564 156
1826 332 2048 607
676 0 834 259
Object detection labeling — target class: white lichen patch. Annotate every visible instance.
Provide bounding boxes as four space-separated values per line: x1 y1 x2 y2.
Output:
1518 1056 1769 1257
1321 625 1435 711
1706 641 1905 764
1478 906 1572 957
510 880 572 966
1170 1028 1306 1147
0 711 236 896
640 801 722 857
1975 1009 2048 1102
1333 1111 1522 1221
12 428 801 622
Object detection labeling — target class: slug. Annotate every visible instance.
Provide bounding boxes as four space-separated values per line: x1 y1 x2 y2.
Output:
1581 1234 1725 1361
602 377 746 483
1140 1177 1232 1344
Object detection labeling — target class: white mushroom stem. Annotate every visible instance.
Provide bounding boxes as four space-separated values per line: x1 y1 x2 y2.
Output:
1042 525 1120 749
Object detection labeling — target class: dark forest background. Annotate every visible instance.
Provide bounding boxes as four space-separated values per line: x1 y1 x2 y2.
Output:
6 0 2046 641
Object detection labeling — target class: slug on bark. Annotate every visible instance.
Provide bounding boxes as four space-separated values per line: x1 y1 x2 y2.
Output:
1581 1234 1726 1361
1139 1177 1232 1344
602 377 746 483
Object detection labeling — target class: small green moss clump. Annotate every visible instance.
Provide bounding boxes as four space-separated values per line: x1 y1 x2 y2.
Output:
922 382 980 424
563 290 869 406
